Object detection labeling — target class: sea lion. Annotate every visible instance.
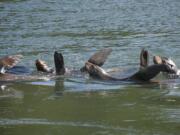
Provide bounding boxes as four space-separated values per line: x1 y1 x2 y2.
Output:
84 49 178 82
0 49 112 82
0 54 50 82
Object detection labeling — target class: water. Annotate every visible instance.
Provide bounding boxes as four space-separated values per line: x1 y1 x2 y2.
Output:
0 0 180 134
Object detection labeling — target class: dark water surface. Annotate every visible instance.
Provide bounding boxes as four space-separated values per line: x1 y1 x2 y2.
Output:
0 0 180 134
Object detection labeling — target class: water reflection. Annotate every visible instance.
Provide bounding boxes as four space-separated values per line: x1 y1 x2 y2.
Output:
54 79 64 97
0 84 23 99
0 77 179 134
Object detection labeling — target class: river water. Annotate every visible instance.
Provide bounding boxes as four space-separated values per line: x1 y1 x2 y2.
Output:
0 0 180 134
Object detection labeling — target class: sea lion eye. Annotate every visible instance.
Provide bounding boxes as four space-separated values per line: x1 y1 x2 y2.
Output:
166 63 173 68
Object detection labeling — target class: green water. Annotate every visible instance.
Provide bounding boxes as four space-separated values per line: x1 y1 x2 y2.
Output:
0 0 180 134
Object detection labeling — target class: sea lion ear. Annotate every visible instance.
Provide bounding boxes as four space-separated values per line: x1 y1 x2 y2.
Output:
140 49 149 68
153 56 163 64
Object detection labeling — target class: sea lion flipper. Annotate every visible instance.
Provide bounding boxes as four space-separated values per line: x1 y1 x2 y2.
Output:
153 56 163 64
81 48 112 72
88 48 112 66
140 49 149 68
35 59 54 73
0 54 23 73
54 51 65 75
0 67 6 74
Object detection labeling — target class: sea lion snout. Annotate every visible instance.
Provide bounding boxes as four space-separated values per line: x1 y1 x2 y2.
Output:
162 58 178 74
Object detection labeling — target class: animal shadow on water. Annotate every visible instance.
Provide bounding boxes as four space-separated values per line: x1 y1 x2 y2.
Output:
6 66 31 75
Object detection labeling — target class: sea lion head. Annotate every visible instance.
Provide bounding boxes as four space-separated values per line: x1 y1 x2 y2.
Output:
161 57 178 74
153 56 178 74
85 62 108 79
85 62 99 77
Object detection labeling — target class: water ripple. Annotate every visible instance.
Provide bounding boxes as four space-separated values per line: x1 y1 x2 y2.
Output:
0 118 136 132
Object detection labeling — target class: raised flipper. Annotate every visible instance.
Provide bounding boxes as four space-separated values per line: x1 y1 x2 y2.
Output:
54 51 65 75
81 48 112 72
153 56 162 64
140 49 149 69
35 52 66 75
88 48 112 66
35 59 54 73
0 54 23 74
